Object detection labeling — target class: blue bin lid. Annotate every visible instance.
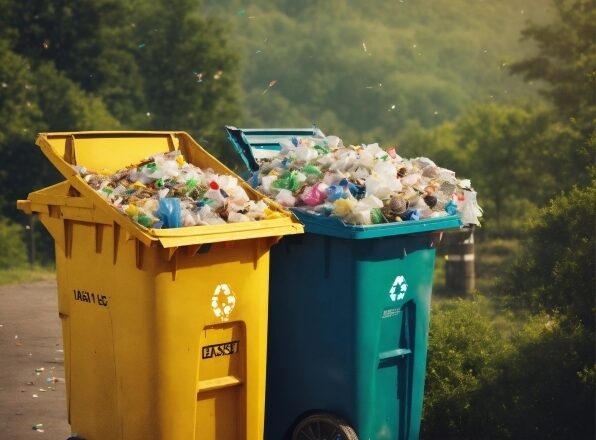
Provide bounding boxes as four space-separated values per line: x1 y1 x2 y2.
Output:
224 126 462 239
225 126 325 173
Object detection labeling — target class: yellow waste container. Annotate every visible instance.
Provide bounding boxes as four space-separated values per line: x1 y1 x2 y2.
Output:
17 131 303 440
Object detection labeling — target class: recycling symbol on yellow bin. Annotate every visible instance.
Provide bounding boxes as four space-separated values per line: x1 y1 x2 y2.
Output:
211 283 237 321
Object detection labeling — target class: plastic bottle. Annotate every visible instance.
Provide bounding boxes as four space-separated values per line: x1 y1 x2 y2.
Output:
244 200 268 220
204 181 226 209
181 209 200 227
198 205 226 225
273 171 305 193
346 181 365 199
46 376 65 384
303 164 323 182
370 208 385 224
329 149 357 172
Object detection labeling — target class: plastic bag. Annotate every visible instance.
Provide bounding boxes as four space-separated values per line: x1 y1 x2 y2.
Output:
156 198 182 228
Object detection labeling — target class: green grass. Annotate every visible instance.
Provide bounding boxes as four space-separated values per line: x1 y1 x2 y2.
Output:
0 266 56 286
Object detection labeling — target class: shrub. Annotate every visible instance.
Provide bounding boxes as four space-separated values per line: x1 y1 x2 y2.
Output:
497 181 596 328
0 216 28 269
471 314 595 440
422 297 509 439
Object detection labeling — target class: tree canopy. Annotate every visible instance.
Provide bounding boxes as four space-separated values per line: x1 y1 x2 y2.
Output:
203 0 551 144
510 0 596 136
0 0 241 221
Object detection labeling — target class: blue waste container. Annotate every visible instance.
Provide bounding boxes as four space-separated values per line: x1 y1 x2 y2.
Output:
225 126 463 440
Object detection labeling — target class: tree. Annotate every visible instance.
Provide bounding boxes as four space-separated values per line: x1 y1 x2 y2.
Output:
510 0 595 189
497 181 595 329
0 40 43 147
0 0 242 204
400 104 558 235
454 104 549 234
134 0 241 150
0 57 119 208
203 0 550 144
0 0 243 262
510 0 596 135
0 0 147 127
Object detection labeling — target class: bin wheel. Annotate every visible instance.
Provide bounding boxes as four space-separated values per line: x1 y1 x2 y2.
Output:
291 413 358 440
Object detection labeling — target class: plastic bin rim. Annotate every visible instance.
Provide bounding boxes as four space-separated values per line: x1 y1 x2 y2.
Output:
293 209 462 239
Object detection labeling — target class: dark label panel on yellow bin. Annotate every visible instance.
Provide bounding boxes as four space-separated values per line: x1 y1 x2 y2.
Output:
202 340 240 359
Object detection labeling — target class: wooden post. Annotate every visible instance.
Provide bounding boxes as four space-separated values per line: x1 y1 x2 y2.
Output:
441 227 475 295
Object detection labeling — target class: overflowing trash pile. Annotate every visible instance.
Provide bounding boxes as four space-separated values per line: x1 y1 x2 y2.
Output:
251 135 482 226
72 135 482 229
74 151 282 228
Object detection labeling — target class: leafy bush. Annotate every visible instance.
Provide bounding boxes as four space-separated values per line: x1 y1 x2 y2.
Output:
423 297 509 439
0 216 28 269
423 302 595 440
497 181 596 328
473 314 595 440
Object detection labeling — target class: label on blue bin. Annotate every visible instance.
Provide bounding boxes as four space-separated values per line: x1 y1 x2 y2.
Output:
389 275 408 302
382 308 401 319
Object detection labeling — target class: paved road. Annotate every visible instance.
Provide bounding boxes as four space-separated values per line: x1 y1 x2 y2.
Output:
0 280 71 440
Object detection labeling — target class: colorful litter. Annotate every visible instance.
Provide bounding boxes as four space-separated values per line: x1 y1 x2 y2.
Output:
74 151 280 229
249 134 482 226
74 135 481 229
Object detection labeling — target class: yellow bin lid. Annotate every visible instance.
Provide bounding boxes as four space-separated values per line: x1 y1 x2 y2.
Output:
19 131 303 247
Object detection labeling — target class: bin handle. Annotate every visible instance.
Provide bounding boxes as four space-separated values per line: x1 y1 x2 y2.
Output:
16 200 32 214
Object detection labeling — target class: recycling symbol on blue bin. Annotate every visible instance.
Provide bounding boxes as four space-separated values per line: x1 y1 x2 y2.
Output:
389 275 408 302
